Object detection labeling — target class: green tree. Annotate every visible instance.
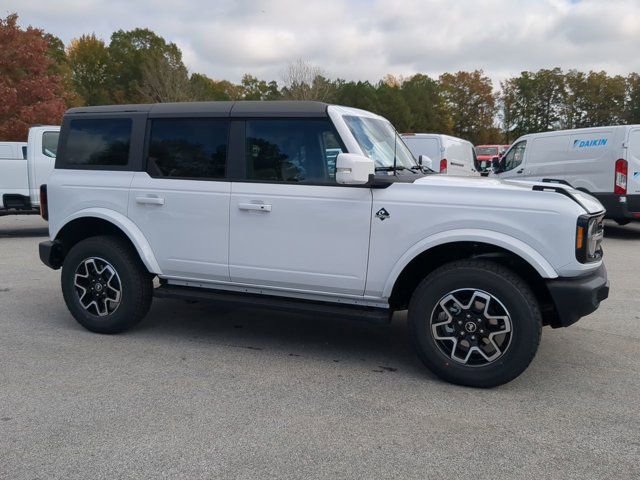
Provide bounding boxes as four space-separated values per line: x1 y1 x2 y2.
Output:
240 74 280 100
107 28 185 103
333 81 380 112
439 70 497 144
189 73 243 101
137 51 191 103
564 70 627 128
625 73 640 124
375 82 412 132
67 34 111 105
501 68 565 140
400 74 451 134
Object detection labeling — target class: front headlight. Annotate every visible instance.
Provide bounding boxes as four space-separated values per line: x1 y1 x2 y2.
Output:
576 214 604 263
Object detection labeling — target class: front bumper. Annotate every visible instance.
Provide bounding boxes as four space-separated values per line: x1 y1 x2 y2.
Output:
39 240 63 270
545 264 609 327
592 193 640 220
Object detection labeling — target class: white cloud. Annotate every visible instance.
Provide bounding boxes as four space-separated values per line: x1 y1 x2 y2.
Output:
4 0 640 85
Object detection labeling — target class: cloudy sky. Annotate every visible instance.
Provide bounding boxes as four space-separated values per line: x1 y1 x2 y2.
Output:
5 0 640 84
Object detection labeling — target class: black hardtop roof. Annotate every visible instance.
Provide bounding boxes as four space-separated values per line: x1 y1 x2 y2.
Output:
65 100 331 118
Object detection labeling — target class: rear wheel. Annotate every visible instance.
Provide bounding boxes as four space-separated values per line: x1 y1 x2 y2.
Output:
61 236 153 334
408 259 542 388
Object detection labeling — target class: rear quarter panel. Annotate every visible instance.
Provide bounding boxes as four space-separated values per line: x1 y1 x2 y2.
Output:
47 170 134 239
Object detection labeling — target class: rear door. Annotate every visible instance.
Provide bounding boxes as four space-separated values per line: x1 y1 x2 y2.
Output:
228 118 372 296
445 140 478 176
128 117 231 282
496 140 527 179
627 128 640 195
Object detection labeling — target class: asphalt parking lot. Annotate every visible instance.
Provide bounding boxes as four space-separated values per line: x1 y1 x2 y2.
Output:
1 216 639 480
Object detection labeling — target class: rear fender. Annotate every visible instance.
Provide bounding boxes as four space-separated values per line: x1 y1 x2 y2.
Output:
52 207 162 274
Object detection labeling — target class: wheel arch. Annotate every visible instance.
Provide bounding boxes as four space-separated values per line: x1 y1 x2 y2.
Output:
384 231 562 327
52 209 161 275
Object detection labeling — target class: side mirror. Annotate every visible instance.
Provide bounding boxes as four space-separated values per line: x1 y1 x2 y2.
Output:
336 153 375 185
418 155 433 171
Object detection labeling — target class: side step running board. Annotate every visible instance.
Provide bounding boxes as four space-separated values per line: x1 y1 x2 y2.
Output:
154 284 391 325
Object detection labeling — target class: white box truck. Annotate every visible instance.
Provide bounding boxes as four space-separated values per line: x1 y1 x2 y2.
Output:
492 125 640 224
401 133 479 176
0 125 60 216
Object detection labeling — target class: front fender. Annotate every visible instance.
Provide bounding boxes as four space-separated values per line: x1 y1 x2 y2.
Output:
381 228 558 298
52 207 162 275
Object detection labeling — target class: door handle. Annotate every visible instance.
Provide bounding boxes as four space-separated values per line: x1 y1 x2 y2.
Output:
238 202 272 212
136 195 165 206
516 169 524 174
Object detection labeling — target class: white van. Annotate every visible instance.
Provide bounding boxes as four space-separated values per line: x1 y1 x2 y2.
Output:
0 126 60 216
401 133 479 176
491 125 640 224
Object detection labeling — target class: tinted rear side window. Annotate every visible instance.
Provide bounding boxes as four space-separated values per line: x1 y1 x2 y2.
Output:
65 118 132 166
147 119 228 179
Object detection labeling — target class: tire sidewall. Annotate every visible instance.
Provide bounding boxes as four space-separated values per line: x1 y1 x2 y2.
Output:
62 237 143 333
409 265 540 387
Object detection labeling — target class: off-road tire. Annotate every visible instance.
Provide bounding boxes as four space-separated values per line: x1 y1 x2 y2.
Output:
61 235 153 334
408 259 542 388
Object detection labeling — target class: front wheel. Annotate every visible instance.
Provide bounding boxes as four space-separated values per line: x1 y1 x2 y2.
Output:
61 236 153 334
408 259 542 388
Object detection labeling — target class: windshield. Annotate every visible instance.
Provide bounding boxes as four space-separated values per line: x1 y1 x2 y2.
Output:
475 146 498 156
343 115 417 170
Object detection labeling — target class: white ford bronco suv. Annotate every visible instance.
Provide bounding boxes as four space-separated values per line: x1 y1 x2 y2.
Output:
39 101 609 387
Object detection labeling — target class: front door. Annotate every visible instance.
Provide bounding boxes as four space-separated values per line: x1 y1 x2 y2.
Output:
497 140 528 179
229 119 372 296
128 118 231 282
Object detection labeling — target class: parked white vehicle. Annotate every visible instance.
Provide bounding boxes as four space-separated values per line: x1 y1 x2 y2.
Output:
0 126 60 216
491 125 640 224
0 141 27 160
401 133 479 176
39 102 609 388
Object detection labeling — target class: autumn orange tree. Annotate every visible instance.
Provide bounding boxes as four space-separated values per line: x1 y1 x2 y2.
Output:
0 14 68 140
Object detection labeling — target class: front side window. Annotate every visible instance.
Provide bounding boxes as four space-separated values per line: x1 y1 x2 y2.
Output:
503 140 527 171
42 131 59 158
343 116 416 170
246 120 342 183
65 119 131 166
147 119 228 179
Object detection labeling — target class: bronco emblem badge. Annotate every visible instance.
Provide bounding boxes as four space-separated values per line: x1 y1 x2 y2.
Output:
375 208 390 221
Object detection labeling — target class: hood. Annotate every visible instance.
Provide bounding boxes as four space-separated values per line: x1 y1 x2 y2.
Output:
412 175 605 214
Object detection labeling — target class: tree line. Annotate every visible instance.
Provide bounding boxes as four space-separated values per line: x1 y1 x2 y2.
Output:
2 13 640 144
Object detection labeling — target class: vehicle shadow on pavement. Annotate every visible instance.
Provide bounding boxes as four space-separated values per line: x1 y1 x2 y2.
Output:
0 226 49 238
603 221 640 240
129 298 574 389
137 298 433 379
